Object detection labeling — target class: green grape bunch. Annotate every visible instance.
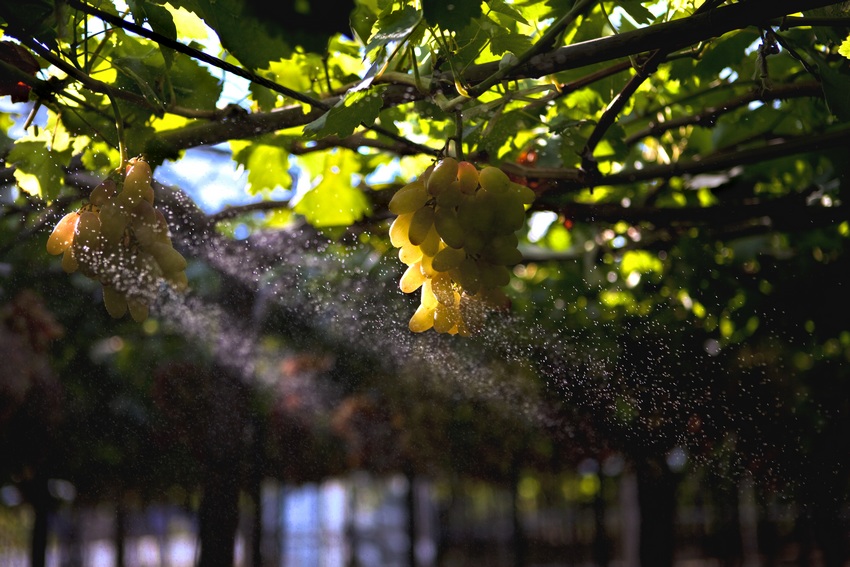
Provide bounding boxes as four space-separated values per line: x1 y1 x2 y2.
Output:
388 157 535 335
46 157 188 322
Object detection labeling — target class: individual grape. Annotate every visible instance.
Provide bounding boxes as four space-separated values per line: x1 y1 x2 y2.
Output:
478 261 511 288
433 303 460 333
434 206 465 249
511 181 536 204
407 205 435 246
61 248 78 274
490 191 526 234
73 211 102 255
426 157 458 196
420 252 437 277
130 200 158 249
127 297 149 323
47 212 80 255
457 161 479 194
421 280 439 309
389 213 413 248
388 180 429 214
99 203 128 245
482 233 523 265
435 182 464 209
418 224 441 258
458 193 493 234
478 166 511 194
123 158 154 205
449 256 481 294
398 242 423 265
89 178 118 207
102 285 128 319
165 270 189 291
430 272 455 305
150 241 187 274
408 303 435 333
400 262 427 293
431 246 466 272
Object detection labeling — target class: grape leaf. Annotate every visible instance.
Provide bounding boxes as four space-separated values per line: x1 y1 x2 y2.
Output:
7 140 68 201
129 0 178 66
839 34 850 60
364 5 421 54
231 137 293 195
304 87 386 139
487 0 529 25
294 151 371 227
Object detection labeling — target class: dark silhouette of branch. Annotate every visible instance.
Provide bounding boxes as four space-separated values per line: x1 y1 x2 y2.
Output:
504 124 850 194
624 82 823 145
451 0 843 86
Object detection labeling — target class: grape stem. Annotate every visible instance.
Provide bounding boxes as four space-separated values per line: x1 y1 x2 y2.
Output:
108 93 128 170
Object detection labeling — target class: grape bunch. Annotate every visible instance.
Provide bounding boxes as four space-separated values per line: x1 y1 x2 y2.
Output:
388 157 534 335
46 157 188 322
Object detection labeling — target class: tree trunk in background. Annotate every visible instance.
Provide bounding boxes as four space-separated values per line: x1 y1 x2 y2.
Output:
406 470 417 567
636 456 677 567
115 495 127 567
29 477 49 567
592 470 610 567
511 471 526 567
197 365 248 567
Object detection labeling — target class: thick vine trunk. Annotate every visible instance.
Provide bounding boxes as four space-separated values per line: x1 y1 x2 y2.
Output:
635 456 677 567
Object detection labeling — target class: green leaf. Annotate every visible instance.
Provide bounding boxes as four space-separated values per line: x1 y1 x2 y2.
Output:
618 0 655 25
231 137 293 195
129 0 178 66
7 140 68 201
422 0 482 32
489 27 533 56
169 52 223 111
818 63 850 121
294 151 371 227
487 0 528 25
304 87 386 139
365 5 421 54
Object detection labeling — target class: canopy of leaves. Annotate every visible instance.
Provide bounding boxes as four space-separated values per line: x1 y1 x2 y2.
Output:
2 0 850 528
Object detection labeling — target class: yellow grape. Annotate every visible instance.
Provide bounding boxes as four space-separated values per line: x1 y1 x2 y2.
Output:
511 182 536 204
431 272 455 305
47 212 80 255
478 166 511 194
433 303 460 333
388 180 429 214
449 255 481 294
458 194 493 234
73 211 102 255
89 178 118 207
102 285 128 319
164 270 189 291
419 224 441 257
478 261 511 289
457 161 479 194
123 158 154 204
398 242 423 265
408 303 435 333
130 200 158 249
490 191 526 234
153 208 172 244
389 213 413 248
426 157 458 196
420 252 437 277
150 241 187 273
127 297 149 323
431 246 466 272
61 248 78 274
433 206 465 249
482 233 522 265
400 262 427 293
407 205 435 246
98 203 127 245
421 280 439 309
435 181 464 209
